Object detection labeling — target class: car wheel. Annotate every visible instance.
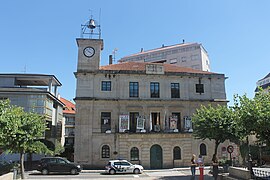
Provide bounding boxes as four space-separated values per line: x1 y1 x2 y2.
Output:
109 169 116 175
41 169 49 175
70 168 78 175
133 168 140 174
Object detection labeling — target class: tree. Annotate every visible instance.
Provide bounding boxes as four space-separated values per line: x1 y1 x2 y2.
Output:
232 93 259 164
0 100 51 179
231 88 270 166
192 104 237 161
233 89 270 156
252 89 270 145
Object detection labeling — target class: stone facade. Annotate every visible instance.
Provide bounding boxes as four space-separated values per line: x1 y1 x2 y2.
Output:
74 38 230 169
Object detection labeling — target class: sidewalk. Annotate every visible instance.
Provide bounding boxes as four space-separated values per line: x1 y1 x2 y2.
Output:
81 166 211 173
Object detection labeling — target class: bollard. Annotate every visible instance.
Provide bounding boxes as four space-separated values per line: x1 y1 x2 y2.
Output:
13 168 17 180
197 155 204 180
248 154 254 179
199 166 204 180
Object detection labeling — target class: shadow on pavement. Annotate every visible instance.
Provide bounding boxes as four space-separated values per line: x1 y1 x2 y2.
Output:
28 172 79 176
158 175 214 180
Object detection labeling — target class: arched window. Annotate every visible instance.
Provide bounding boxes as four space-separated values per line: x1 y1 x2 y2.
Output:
173 146 181 160
101 145 110 158
200 143 207 156
130 147 139 161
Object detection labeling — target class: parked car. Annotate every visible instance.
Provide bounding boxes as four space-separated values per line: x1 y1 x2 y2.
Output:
105 159 144 175
37 157 81 175
0 161 14 175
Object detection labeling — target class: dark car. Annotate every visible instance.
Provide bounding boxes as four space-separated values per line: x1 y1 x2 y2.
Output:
0 161 14 175
37 157 81 175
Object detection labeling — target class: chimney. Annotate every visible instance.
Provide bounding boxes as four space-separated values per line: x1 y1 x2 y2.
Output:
109 55 113 65
140 48 144 52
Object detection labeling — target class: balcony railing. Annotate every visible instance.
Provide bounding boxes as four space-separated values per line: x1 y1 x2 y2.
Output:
65 132 75 137
65 121 75 126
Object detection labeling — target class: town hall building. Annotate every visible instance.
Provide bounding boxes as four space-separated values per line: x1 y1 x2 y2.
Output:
74 36 232 169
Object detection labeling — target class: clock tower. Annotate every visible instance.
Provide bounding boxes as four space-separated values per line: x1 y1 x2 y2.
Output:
74 16 103 165
76 38 103 72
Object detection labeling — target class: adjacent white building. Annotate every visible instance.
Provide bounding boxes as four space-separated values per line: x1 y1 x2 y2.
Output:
118 42 211 72
256 73 270 92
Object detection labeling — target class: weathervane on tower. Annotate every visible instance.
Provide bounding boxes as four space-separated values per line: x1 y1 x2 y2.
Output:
80 10 101 39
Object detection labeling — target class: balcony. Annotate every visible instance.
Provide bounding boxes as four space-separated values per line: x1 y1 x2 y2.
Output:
65 121 75 126
65 131 75 137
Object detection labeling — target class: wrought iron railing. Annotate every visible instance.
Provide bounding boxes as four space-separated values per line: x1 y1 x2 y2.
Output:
253 168 270 180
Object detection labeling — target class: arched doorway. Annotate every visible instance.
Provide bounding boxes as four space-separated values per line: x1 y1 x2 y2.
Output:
150 144 163 169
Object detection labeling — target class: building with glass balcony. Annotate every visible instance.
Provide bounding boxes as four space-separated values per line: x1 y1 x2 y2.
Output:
0 74 64 146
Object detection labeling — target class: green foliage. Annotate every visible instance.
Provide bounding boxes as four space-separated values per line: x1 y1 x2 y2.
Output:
233 88 270 146
53 140 65 156
192 89 270 163
0 99 51 179
0 101 46 153
192 104 237 143
192 104 237 160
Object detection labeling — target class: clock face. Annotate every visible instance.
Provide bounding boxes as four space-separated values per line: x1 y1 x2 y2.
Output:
83 47 95 58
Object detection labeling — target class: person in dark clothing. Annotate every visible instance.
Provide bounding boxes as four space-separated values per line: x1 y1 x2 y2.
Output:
212 156 219 180
190 154 197 179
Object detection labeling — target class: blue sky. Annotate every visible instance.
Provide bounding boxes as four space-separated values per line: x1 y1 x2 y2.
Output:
1 0 270 104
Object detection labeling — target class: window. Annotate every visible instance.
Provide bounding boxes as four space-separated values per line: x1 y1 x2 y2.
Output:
173 146 181 160
181 56 187 62
200 143 207 156
171 83 180 98
130 112 139 133
58 159 66 164
49 158 57 163
196 84 204 94
101 81 111 91
151 112 161 132
102 145 110 158
0 97 8 100
191 54 199 61
172 112 181 131
101 112 111 133
170 58 177 64
129 82 139 97
130 147 139 161
150 82 159 98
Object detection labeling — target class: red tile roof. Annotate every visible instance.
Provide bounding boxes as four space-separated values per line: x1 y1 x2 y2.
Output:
100 62 214 74
60 97 76 114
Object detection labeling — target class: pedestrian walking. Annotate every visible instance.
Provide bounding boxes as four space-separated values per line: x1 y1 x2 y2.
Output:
190 154 197 179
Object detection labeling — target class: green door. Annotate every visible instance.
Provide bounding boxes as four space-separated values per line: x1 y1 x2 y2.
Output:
150 144 163 169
